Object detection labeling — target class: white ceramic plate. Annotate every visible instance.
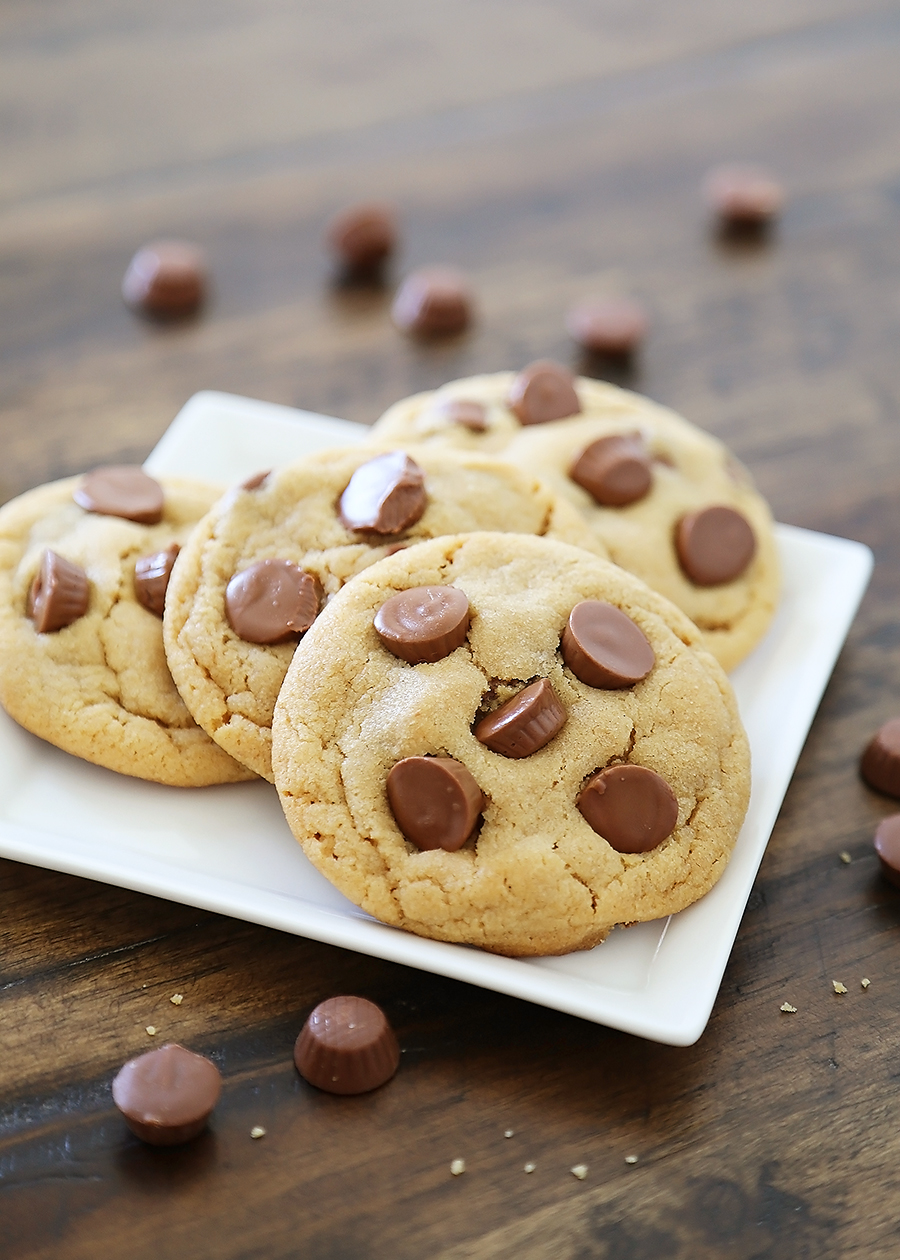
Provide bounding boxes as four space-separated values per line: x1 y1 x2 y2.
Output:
0 391 873 1045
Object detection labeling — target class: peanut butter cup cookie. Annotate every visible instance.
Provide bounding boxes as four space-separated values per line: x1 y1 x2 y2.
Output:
0 469 254 785
163 446 605 782
272 532 750 957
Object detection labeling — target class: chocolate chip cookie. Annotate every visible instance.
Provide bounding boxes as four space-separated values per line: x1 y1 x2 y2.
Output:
272 532 750 957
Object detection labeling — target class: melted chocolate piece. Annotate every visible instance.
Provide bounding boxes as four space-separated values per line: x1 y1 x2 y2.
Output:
577 764 678 853
240 470 271 491
507 360 581 426
121 240 206 318
338 452 427 535
27 550 90 633
566 297 648 356
112 1042 222 1146
374 586 470 664
561 601 655 689
326 202 397 270
704 164 784 226
474 679 566 758
874 815 900 889
387 756 485 851
74 466 164 525
391 267 473 337
224 559 321 644
861 719 900 798
134 543 180 617
435 398 488 432
676 506 756 586
294 996 400 1095
570 433 653 507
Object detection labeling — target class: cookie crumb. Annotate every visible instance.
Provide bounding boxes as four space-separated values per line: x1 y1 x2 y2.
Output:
504 1129 514 1139
861 978 871 989
780 1002 797 1013
250 1126 266 1140
839 851 851 864
524 1162 536 1174
170 993 184 1005
450 1159 466 1176
145 1025 157 1036
832 981 848 994
570 1164 588 1181
625 1155 639 1165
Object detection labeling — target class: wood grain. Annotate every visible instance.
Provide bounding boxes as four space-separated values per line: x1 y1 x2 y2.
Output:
3 2 900 1256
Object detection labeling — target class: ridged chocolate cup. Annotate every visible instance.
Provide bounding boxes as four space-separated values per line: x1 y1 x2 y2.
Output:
112 1043 222 1146
294 996 400 1095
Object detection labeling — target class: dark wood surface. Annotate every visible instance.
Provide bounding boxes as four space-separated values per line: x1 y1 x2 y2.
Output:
3 3 900 1255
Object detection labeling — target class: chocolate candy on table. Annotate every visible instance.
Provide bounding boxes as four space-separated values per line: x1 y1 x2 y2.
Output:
570 432 653 507
112 1042 222 1146
74 466 165 525
874 815 900 889
326 202 397 271
703 164 784 227
387 756 485 851
374 585 470 664
338 451 427 534
391 267 473 337
675 505 756 586
294 996 400 1095
121 239 207 318
507 360 582 426
474 678 567 758
577 763 679 853
434 398 488 433
561 601 655 689
27 550 89 632
566 296 648 356
225 559 322 644
134 543 180 617
860 719 900 798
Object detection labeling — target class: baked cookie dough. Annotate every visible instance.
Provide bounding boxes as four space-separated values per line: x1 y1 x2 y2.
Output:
272 532 750 957
163 445 606 783
0 470 255 786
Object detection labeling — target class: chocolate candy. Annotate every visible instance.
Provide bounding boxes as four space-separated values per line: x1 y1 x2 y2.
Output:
703 164 784 227
874 815 900 889
861 719 900 798
561 601 654 689
225 559 321 644
577 764 678 853
112 1042 222 1146
676 505 756 586
507 360 581 426
121 240 206 318
387 756 485 851
134 543 180 617
566 297 648 356
27 550 89 633
240 470 271 491
74 466 164 525
294 996 400 1095
374 586 470 664
338 452 427 535
391 267 473 337
570 433 652 507
435 398 488 433
474 679 566 758
326 202 397 270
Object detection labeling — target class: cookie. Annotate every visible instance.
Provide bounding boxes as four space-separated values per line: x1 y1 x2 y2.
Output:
0 470 255 786
272 532 750 957
163 445 606 783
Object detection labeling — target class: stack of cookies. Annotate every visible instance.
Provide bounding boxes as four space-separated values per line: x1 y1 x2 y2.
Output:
0 365 776 956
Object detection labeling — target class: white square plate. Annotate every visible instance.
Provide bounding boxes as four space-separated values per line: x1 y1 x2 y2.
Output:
0 391 873 1045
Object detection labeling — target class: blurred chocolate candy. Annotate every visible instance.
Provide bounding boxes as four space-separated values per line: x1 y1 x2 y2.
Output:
566 297 648 356
391 267 473 337
112 1042 222 1146
294 996 400 1095
704 164 784 227
122 239 206 318
874 815 900 889
326 202 397 271
74 466 164 525
861 719 900 798
134 543 180 617
570 432 652 507
507 360 581 426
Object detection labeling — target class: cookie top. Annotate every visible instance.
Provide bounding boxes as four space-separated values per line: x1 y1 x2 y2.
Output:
272 532 750 957
0 472 255 786
163 445 606 782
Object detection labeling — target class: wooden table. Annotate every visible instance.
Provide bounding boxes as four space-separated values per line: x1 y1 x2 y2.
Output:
3 2 900 1254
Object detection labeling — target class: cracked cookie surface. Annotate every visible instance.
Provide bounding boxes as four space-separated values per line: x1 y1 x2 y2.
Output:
0 476 255 785
272 532 750 957
164 445 605 782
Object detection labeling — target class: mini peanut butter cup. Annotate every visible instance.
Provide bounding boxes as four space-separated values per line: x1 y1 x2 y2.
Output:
704 164 784 227
326 202 397 271
134 543 180 617
225 559 322 645
570 432 653 507
474 679 566 758
507 360 581 426
74 466 164 525
577 764 678 853
338 452 427 535
121 239 206 318
561 601 654 689
566 297 648 356
874 815 900 889
112 1042 222 1146
387 756 485 851
374 586 470 664
434 397 488 432
27 550 89 633
391 267 473 337
675 505 756 586
861 719 900 798
294 996 400 1095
